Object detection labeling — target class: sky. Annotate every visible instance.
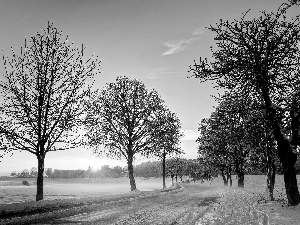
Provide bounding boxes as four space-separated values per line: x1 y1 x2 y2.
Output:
0 0 295 175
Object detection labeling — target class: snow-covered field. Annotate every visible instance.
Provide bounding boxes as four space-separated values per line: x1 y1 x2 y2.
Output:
1 175 300 224
198 175 300 225
0 175 299 205
0 176 172 204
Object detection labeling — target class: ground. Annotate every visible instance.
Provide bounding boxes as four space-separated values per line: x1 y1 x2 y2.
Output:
1 178 300 224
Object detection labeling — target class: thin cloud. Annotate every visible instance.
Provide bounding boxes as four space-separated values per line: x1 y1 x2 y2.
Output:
146 67 184 79
162 37 199 56
193 26 207 35
162 40 186 56
162 26 207 56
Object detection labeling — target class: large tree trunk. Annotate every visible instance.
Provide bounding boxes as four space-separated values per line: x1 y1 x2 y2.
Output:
262 86 300 206
162 152 166 189
127 155 137 191
276 137 300 205
36 154 45 201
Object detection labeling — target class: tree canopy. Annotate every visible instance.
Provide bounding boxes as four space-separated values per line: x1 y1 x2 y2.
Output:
0 22 101 200
189 2 300 205
84 76 176 191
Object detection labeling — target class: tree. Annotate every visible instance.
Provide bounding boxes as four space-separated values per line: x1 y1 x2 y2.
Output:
45 168 53 178
20 169 30 178
30 167 38 177
149 108 183 188
198 96 256 188
166 158 176 186
112 166 125 178
264 127 277 200
0 134 10 162
10 171 17 177
84 76 168 191
198 91 280 191
85 166 94 178
0 22 101 201
189 3 300 205
184 159 203 182
166 157 186 185
135 161 162 178
198 115 234 187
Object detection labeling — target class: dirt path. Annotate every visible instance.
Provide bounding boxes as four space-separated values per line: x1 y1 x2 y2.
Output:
31 183 221 225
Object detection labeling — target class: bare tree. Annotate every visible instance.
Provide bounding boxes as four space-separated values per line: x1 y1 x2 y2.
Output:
189 3 300 205
84 76 169 191
148 109 183 189
0 22 101 201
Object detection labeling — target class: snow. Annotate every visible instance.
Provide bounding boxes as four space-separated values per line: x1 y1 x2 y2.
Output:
196 188 300 225
2 176 300 224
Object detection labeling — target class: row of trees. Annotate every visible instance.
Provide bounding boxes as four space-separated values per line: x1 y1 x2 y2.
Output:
134 158 207 185
84 76 184 191
0 23 183 201
84 166 126 178
10 158 209 184
10 166 126 179
197 95 282 198
189 1 300 205
11 167 54 178
10 167 39 178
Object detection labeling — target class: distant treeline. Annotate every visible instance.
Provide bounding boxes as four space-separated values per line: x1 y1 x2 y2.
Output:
11 165 127 179
11 157 300 179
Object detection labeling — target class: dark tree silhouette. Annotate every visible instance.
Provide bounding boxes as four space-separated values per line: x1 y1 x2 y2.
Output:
84 76 168 191
189 3 300 205
198 116 233 187
149 109 183 189
0 22 101 201
198 94 266 188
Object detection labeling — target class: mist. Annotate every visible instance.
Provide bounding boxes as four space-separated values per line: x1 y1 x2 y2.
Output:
0 177 173 204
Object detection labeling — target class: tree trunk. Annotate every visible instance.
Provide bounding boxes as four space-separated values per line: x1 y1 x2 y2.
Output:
235 156 244 188
262 87 300 206
276 137 300 205
36 154 45 201
175 174 177 182
266 129 276 201
171 174 174 186
162 152 166 189
237 170 244 188
127 155 137 191
221 170 228 186
266 161 276 201
227 167 232 187
229 175 232 187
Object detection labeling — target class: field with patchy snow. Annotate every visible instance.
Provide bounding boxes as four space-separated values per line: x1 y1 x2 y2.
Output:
1 175 300 224
0 175 299 205
0 176 173 204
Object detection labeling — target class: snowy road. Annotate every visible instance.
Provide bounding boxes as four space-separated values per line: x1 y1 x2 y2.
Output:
36 184 220 224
